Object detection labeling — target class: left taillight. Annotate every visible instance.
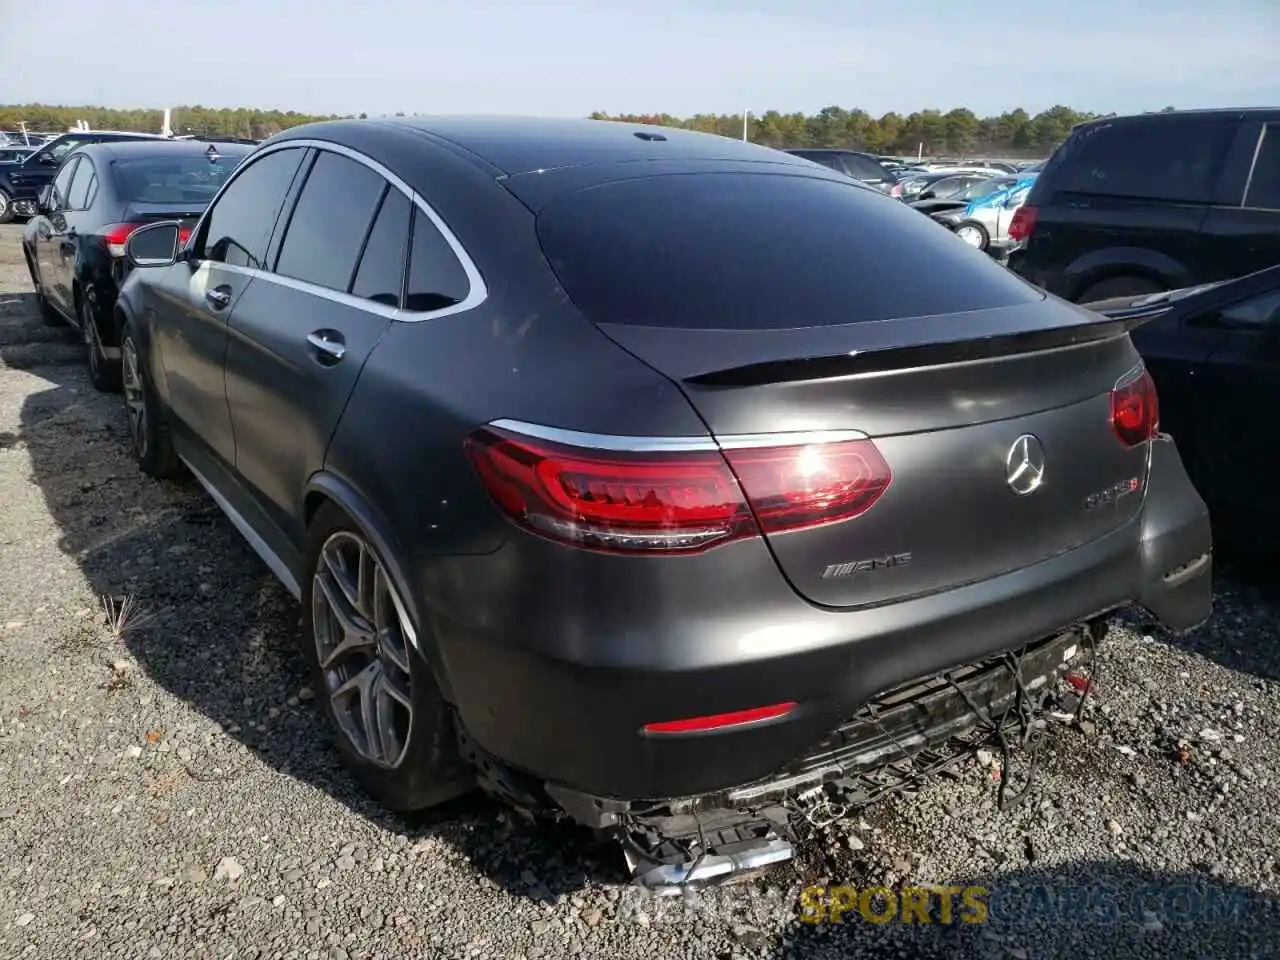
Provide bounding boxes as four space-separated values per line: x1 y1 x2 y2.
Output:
462 424 892 555
1110 365 1159 447
101 222 143 258
177 224 193 247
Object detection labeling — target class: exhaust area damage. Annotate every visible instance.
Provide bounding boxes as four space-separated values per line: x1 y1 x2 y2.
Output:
464 619 1106 894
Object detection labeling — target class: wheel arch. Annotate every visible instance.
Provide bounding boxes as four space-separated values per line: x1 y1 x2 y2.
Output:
1062 247 1190 302
302 471 457 704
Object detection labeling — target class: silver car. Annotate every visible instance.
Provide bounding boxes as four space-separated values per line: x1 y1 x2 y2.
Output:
933 176 1036 256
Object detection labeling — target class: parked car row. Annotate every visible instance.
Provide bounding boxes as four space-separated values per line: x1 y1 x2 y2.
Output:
29 116 1211 891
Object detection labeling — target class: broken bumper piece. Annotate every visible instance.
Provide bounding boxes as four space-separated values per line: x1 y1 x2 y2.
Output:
541 620 1103 892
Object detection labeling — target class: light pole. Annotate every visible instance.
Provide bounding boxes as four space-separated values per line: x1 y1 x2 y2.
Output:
742 110 749 142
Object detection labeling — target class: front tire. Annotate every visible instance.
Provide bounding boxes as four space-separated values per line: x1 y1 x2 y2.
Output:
301 502 474 813
121 320 181 479
954 221 989 250
0 189 14 225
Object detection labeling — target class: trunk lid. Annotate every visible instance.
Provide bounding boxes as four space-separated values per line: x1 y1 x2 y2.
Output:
122 200 209 229
599 303 1152 608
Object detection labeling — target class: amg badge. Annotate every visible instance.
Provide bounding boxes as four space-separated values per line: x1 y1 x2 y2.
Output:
1084 476 1141 510
821 552 913 580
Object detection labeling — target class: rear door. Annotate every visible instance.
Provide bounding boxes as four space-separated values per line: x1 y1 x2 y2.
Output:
534 170 1152 608
222 147 413 544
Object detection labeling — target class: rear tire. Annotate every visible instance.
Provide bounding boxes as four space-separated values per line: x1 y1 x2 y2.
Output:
1075 276 1164 304
121 319 181 479
84 300 121 393
301 501 474 813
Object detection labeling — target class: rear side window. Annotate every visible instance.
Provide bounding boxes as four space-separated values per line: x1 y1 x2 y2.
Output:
403 207 470 312
536 172 1043 330
1040 117 1234 204
66 158 95 209
275 150 387 291
1245 124 1280 210
350 188 411 307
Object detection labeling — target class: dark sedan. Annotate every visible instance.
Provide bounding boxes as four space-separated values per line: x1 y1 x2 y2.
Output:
21 139 253 390
113 117 1212 888
1086 263 1280 539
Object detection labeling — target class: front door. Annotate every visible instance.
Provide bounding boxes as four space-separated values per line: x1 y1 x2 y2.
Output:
222 147 411 545
33 157 81 315
152 145 311 468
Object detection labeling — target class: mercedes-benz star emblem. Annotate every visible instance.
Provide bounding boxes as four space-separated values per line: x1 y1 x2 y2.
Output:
1005 434 1046 495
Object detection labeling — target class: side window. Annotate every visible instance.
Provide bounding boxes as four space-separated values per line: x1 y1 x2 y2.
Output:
199 147 306 269
66 158 95 210
1049 118 1235 204
43 137 87 163
1189 290 1280 330
50 157 79 210
404 206 470 312
84 174 99 209
1244 125 1280 210
350 188 411 307
274 150 386 291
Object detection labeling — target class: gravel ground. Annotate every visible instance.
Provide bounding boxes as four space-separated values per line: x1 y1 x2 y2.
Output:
0 221 1277 960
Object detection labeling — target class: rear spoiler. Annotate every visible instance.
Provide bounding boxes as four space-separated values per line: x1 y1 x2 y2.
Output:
682 311 1153 387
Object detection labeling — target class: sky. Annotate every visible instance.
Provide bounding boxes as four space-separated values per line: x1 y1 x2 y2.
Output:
2 0 1277 119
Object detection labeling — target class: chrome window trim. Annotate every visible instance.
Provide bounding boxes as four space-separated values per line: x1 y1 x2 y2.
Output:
184 137 487 324
488 418 869 452
1241 124 1267 209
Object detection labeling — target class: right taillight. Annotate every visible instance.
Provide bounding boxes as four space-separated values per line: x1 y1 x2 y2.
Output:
1110 366 1159 447
462 424 892 555
1008 204 1038 242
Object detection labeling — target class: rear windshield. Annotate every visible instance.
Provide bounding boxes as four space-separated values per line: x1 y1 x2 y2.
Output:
1035 116 1236 205
113 151 249 204
536 172 1043 330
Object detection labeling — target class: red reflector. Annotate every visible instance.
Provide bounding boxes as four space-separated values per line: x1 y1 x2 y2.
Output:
643 702 797 735
1110 366 1159 447
177 224 193 246
1007 204 1038 242
463 426 892 555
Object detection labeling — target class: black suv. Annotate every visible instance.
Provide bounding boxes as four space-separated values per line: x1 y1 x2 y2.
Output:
784 148 902 197
0 130 167 223
1007 108 1280 303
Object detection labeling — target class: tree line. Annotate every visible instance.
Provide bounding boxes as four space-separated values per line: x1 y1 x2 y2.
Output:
0 103 1168 157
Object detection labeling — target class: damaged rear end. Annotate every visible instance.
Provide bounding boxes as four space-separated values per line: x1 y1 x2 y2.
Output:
468 165 1214 890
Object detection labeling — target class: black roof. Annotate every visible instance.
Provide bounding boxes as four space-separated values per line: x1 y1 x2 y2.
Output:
1074 106 1280 131
270 115 808 176
73 139 256 161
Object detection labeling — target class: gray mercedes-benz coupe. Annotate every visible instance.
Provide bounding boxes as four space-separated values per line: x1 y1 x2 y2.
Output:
112 117 1213 888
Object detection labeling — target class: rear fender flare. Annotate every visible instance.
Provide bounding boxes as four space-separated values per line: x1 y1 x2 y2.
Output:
301 471 456 704
1064 248 1191 301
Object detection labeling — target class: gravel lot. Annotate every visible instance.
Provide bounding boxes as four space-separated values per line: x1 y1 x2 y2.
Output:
0 222 1277 960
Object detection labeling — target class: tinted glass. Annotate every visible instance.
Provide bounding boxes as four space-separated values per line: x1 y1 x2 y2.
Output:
44 137 89 163
66 158 95 209
404 207 470 312
1042 117 1234 204
1245 125 1280 210
843 154 891 181
274 150 386 291
83 174 98 208
50 157 79 208
1214 290 1280 329
537 172 1042 330
200 147 305 269
350 188 411 307
114 152 248 204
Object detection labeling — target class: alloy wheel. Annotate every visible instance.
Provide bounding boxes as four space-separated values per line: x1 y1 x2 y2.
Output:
312 531 416 769
956 225 984 247
122 338 148 458
0 193 8 219
84 305 103 378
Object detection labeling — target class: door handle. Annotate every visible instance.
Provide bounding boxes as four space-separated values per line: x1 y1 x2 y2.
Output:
306 330 346 363
205 286 232 309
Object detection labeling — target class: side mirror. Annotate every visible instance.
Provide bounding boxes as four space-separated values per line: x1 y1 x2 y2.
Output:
126 221 182 269
36 185 53 213
918 190 936 200
37 153 58 166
